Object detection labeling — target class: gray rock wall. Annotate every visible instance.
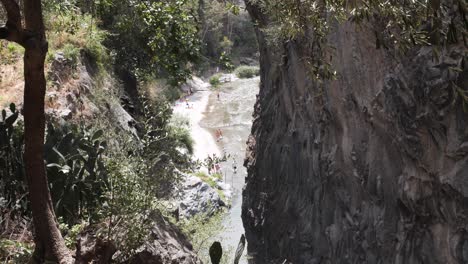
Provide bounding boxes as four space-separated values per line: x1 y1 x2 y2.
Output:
242 2 468 264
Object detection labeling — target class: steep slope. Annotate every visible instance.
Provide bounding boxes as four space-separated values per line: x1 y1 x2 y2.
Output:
242 2 468 264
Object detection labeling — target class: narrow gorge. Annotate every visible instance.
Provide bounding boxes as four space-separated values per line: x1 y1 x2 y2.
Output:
1 0 467 263
242 1 468 263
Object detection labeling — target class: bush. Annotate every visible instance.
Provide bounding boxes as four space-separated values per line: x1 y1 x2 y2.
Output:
0 239 33 263
44 4 109 69
0 104 28 216
44 123 109 225
234 66 260 79
209 75 221 88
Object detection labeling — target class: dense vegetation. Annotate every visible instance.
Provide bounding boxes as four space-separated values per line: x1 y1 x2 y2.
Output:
0 0 259 262
0 0 464 263
250 0 466 80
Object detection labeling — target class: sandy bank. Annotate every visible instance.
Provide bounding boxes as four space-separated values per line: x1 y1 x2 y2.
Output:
172 91 221 165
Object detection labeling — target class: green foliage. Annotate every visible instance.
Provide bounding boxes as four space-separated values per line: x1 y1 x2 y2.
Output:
200 0 258 69
45 123 109 225
44 1 110 69
177 211 228 263
138 98 193 195
194 171 226 202
98 0 200 85
0 94 195 256
250 0 466 80
98 156 157 260
58 219 86 248
0 43 24 64
234 66 260 79
169 115 194 155
0 104 27 215
219 51 235 72
62 43 80 65
0 239 33 263
163 86 183 102
0 42 24 64
1 108 110 225
212 172 223 181
195 171 217 189
210 74 222 88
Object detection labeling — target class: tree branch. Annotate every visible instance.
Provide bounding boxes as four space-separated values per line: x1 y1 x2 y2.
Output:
0 0 23 44
0 0 22 30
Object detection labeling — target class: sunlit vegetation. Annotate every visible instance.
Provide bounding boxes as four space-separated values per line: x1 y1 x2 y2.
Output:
235 65 260 79
250 0 466 80
0 0 257 261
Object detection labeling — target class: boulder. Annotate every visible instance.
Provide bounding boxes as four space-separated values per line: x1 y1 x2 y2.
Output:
127 212 201 264
181 76 210 93
175 174 226 218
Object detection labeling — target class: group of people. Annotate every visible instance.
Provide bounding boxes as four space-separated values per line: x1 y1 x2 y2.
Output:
205 153 238 176
206 154 222 175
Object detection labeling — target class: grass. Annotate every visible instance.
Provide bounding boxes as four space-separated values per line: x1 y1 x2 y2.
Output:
195 171 217 189
212 172 223 181
44 9 109 70
234 65 260 79
217 189 226 203
176 211 233 264
0 43 24 65
194 171 228 204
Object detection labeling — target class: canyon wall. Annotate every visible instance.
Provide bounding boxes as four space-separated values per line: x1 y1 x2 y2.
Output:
242 2 468 264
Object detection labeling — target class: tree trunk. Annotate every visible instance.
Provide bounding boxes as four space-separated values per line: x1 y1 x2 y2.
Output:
0 0 71 263
23 39 71 264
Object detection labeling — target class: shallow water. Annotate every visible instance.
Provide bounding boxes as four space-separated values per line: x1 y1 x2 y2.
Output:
201 77 260 263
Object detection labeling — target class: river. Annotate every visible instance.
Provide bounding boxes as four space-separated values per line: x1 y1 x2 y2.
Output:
173 75 259 263
201 76 259 263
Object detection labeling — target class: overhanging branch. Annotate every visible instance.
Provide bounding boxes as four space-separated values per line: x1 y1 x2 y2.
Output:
0 0 24 44
0 0 21 30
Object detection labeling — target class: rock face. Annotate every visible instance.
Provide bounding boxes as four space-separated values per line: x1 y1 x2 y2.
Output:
242 2 468 264
175 174 226 219
127 212 201 264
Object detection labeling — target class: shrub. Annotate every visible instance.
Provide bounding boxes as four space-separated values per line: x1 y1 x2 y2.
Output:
44 123 109 225
0 239 33 263
62 43 80 65
209 75 221 88
44 4 109 69
0 104 28 216
0 43 24 64
234 66 260 79
163 86 182 102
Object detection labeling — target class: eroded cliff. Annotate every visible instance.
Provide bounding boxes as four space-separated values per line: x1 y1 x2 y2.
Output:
242 2 468 263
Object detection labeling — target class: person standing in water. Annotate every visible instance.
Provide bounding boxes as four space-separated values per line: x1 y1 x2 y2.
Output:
216 129 223 141
232 160 237 174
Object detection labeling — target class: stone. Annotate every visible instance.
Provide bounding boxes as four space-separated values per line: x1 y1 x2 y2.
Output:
242 1 468 263
175 174 226 219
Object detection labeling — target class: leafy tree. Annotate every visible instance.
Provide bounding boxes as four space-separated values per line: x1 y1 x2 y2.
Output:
98 0 200 85
0 0 71 262
249 0 466 79
199 0 257 68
